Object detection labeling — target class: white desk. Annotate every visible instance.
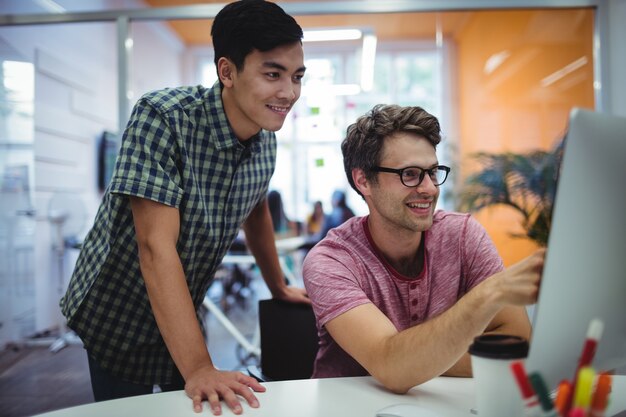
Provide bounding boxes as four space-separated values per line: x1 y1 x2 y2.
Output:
28 375 626 417
222 234 307 286
273 235 307 254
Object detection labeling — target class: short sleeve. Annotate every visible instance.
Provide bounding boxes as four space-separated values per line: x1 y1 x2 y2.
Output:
461 216 504 292
109 99 184 208
303 242 372 327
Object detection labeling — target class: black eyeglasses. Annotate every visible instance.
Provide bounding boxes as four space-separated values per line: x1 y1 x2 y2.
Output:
372 165 451 187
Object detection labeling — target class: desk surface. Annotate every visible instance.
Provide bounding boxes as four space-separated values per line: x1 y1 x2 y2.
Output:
273 235 307 254
34 375 626 417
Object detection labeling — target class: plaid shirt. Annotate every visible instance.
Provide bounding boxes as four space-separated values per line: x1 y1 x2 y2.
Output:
60 82 276 385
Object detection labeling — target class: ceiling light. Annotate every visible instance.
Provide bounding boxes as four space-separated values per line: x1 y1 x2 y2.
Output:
541 57 588 87
33 0 66 13
360 34 377 92
484 50 511 75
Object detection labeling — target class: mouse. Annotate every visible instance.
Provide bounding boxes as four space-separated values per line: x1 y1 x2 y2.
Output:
375 403 443 417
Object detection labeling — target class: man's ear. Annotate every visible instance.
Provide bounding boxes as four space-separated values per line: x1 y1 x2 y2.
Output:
217 57 235 87
352 168 371 197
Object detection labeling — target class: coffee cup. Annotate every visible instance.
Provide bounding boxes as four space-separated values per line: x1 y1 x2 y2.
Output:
469 334 529 417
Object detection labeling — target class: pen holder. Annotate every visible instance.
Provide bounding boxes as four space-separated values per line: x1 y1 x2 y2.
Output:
469 334 529 417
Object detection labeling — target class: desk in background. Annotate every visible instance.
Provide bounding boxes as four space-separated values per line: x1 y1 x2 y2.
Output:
223 235 308 284
202 236 309 364
30 375 626 417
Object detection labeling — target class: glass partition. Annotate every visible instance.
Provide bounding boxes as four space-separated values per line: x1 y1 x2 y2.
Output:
0 36 35 344
0 20 120 347
278 9 594 265
453 8 594 265
191 8 594 266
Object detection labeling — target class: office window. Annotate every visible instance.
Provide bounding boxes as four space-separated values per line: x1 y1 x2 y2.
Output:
273 42 449 220
199 58 217 87
197 40 450 220
197 40 450 219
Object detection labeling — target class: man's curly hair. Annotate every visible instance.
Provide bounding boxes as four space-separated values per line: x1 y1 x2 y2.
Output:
341 104 442 198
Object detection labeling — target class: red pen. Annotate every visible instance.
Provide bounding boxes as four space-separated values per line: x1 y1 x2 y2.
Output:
589 373 613 417
510 361 542 417
577 319 604 369
563 318 604 416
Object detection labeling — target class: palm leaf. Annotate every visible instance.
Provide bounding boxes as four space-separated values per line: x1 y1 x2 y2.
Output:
457 139 563 246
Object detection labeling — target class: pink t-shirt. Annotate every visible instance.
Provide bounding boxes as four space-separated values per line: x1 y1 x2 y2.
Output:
302 210 504 378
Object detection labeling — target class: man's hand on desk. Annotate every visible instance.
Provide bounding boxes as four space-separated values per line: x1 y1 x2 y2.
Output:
185 366 266 415
273 285 311 305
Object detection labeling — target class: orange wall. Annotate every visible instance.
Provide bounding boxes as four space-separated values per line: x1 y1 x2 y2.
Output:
455 9 595 265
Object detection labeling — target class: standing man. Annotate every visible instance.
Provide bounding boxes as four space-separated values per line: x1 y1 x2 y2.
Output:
303 104 545 394
61 1 308 415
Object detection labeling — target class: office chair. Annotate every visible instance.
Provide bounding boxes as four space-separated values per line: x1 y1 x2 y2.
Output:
247 298 319 382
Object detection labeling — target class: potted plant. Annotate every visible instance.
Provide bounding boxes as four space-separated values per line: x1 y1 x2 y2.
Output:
457 139 564 247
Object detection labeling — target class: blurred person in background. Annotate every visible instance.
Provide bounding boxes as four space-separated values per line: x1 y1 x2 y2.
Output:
306 200 326 236
319 189 355 239
267 190 301 238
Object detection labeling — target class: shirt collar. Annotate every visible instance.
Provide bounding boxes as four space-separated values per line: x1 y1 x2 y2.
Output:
205 81 265 154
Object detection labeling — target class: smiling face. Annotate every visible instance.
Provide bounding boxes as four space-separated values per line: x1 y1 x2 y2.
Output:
219 41 306 140
359 132 440 235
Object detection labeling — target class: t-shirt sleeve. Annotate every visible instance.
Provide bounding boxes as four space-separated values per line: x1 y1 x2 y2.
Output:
461 216 505 293
108 99 184 208
303 243 372 328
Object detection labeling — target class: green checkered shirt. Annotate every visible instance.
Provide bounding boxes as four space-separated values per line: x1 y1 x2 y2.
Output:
60 82 276 385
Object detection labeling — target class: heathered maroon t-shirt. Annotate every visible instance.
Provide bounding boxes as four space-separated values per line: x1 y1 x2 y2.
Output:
303 211 503 378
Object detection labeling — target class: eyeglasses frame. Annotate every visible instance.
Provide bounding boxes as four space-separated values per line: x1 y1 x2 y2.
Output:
371 165 451 187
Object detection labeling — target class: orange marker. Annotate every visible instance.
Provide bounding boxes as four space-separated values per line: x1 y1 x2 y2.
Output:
555 379 572 416
589 373 613 417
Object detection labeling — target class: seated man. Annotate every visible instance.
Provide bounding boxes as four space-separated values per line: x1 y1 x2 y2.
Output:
302 104 545 394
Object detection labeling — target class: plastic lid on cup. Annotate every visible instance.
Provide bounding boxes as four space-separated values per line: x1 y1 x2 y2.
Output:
468 334 529 359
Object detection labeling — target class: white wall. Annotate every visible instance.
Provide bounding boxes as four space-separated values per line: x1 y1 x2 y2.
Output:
0 0 183 338
131 21 185 95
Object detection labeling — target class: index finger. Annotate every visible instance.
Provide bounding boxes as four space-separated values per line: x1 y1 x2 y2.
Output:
239 374 266 392
235 383 261 409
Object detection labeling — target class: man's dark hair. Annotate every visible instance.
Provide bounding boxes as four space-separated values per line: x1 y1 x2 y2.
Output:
341 104 442 198
211 0 303 73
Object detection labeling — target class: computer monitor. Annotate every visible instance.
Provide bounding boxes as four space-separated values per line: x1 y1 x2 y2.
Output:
526 108 626 390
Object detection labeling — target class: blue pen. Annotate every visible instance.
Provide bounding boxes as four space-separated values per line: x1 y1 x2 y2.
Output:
528 372 558 417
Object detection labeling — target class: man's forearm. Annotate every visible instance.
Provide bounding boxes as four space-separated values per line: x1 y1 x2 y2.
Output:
443 305 531 378
328 248 543 394
376 287 500 392
442 353 473 377
483 306 531 338
374 291 532 389
242 200 287 297
139 244 214 380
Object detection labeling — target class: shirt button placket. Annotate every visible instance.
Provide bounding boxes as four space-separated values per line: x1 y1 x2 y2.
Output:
409 282 419 323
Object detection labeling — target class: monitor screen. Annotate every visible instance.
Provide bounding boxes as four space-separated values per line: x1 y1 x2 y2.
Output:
526 108 626 390
97 130 119 192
